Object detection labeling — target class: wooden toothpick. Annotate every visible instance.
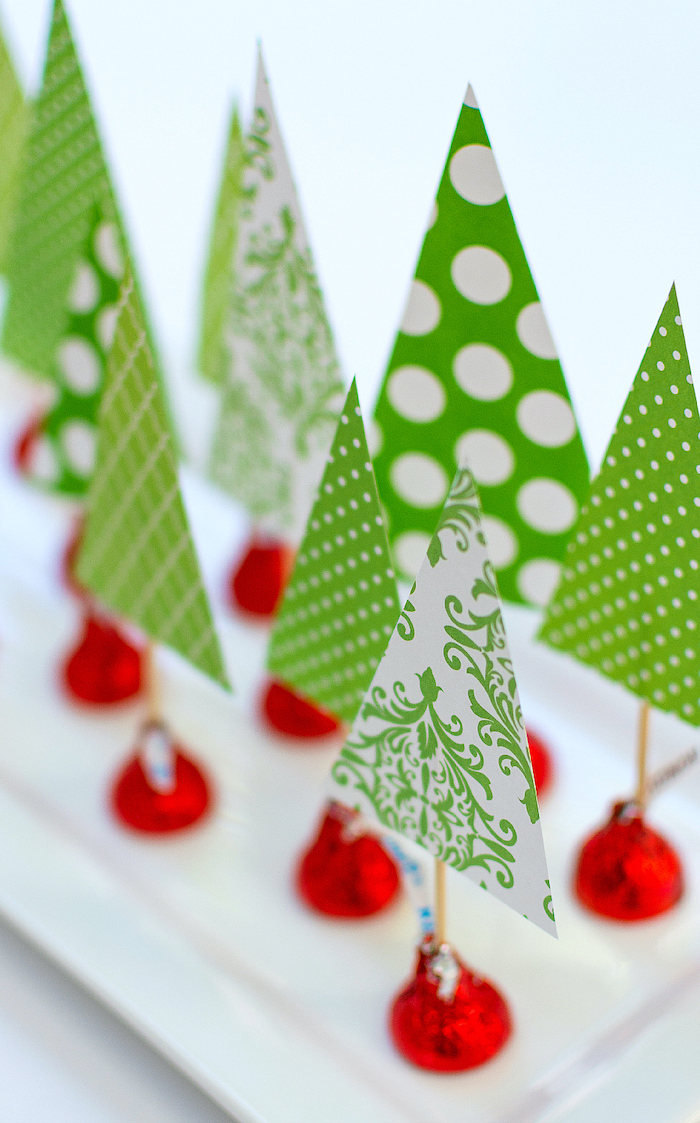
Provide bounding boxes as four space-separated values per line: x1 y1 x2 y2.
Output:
636 700 651 809
434 857 446 946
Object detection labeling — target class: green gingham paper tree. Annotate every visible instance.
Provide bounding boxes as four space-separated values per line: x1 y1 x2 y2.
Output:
371 85 589 608
208 49 344 545
328 461 556 936
267 379 400 722
198 103 245 386
0 18 28 273
539 285 700 725
76 269 230 692
3 0 132 380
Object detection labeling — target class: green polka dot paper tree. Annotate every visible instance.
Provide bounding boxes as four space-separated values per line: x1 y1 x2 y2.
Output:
539 285 700 725
197 103 245 387
267 380 400 722
0 20 28 274
76 269 230 692
2 0 137 382
371 85 589 607
327 460 556 936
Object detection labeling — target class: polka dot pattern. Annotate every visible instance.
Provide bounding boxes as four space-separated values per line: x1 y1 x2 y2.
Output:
540 286 700 723
267 380 400 723
371 88 589 599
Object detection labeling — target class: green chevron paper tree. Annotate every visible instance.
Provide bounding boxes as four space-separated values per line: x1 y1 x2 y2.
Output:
76 269 230 692
0 19 28 273
328 461 555 936
371 84 589 608
198 103 245 386
208 49 344 544
540 285 700 725
3 0 129 380
267 379 400 722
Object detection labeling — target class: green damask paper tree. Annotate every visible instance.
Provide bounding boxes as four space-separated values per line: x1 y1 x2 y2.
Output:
198 103 245 386
267 380 400 722
208 49 344 544
328 462 555 936
76 269 230 692
371 85 589 608
539 285 700 726
0 19 28 273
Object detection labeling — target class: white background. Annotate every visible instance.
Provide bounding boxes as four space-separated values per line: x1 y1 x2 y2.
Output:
3 0 700 472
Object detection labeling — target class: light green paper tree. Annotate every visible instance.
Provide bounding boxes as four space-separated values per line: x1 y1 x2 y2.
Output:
208 49 344 544
0 18 28 274
267 379 400 722
3 0 130 380
539 285 700 725
328 461 555 936
76 269 231 692
371 85 589 608
198 102 245 386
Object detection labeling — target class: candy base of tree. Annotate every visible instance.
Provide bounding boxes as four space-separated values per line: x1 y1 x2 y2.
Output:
527 729 554 797
111 744 212 834
390 938 512 1072
228 535 292 619
296 802 400 918
262 679 342 739
575 800 684 921
63 611 143 705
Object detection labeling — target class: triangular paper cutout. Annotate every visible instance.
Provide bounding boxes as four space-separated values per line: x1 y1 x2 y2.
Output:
539 285 700 725
328 462 556 936
208 48 344 543
371 84 589 608
76 269 231 692
0 19 28 273
267 379 400 723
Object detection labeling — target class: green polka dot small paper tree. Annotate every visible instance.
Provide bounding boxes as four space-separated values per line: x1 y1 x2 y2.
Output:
266 379 400 724
371 85 589 607
0 20 28 275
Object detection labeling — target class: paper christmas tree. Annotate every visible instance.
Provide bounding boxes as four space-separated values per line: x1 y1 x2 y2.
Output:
76 268 230 692
2 0 129 380
0 19 28 273
28 203 124 494
328 462 555 936
539 285 700 725
198 103 245 386
208 49 344 544
371 85 589 608
267 379 400 722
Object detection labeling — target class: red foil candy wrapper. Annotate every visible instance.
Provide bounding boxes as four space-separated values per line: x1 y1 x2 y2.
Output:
229 536 292 618
390 938 512 1072
575 800 684 921
296 803 400 918
112 742 212 834
12 411 44 475
63 612 143 705
526 728 554 797
262 679 341 739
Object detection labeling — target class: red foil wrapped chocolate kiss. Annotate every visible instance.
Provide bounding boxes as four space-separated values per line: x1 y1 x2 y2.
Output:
574 800 684 921
228 535 293 619
262 679 342 739
12 410 44 475
111 721 212 834
63 610 143 705
390 938 512 1072
296 802 400 918
526 728 554 798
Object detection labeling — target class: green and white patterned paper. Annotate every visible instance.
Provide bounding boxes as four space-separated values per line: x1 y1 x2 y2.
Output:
267 380 400 722
198 103 245 386
540 286 700 725
371 85 589 607
329 463 555 936
77 270 231 692
209 49 344 543
27 204 124 495
2 0 125 379
0 20 28 273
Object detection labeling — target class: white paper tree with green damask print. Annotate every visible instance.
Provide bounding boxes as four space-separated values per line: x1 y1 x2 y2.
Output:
328 462 556 938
